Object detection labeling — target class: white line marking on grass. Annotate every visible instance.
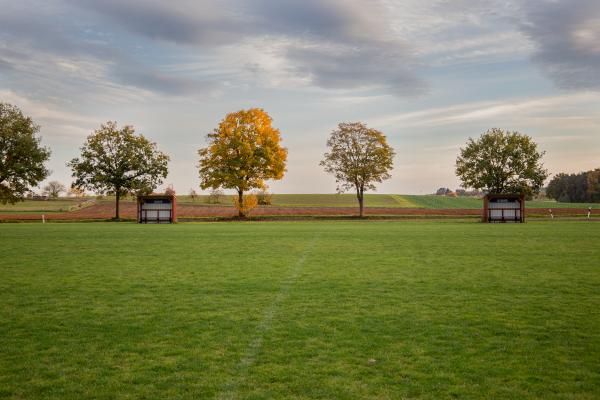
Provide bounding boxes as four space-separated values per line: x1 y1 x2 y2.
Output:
217 234 319 400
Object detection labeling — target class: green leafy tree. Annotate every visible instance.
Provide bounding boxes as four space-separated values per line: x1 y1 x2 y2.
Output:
546 169 600 203
198 108 287 217
0 103 51 204
320 122 395 217
68 121 169 219
455 128 548 197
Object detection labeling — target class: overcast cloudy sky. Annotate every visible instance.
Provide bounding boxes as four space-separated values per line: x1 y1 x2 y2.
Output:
1 0 599 194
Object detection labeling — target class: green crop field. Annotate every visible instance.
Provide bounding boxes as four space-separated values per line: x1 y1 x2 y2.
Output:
401 195 482 209
525 199 600 209
1 195 598 217
270 194 417 208
0 199 91 214
2 221 599 399
175 194 600 210
400 195 600 210
175 194 418 208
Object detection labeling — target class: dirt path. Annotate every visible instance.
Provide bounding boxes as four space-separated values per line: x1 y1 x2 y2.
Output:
0 202 593 221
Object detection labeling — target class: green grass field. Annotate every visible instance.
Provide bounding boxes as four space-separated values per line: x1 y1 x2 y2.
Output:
2 221 599 399
369 195 599 210
270 194 417 208
175 194 417 208
176 194 600 210
401 195 481 209
1 195 597 215
0 199 91 214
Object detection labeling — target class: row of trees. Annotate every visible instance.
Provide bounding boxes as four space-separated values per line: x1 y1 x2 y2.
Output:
0 104 395 218
197 110 395 217
434 188 485 197
1 102 553 219
546 169 600 203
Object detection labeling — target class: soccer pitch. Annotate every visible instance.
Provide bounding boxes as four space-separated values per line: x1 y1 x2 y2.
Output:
1 221 599 399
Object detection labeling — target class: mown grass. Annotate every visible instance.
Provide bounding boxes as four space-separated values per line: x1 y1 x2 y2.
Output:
1 221 600 399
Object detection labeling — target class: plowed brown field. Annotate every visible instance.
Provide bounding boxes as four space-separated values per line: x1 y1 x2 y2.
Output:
0 202 590 221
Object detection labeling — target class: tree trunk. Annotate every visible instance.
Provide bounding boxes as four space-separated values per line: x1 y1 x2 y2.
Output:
237 189 244 218
359 195 364 218
115 188 120 220
356 186 364 218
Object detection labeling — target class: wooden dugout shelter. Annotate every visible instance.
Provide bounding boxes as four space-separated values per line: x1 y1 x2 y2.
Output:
483 194 525 223
137 194 177 223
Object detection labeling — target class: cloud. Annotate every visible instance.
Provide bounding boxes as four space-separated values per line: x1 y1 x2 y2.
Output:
2 0 600 101
520 0 600 90
0 1 213 98
383 0 600 91
69 0 243 46
372 92 600 130
283 40 425 95
0 90 98 139
70 0 427 96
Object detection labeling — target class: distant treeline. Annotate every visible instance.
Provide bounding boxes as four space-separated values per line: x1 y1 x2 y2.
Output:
546 169 600 203
434 188 484 197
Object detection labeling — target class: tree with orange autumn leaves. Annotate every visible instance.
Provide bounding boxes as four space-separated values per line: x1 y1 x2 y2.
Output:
198 109 287 217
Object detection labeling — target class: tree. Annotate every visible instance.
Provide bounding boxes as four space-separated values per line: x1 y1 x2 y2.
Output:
546 169 600 203
0 103 51 204
455 128 548 197
546 173 570 202
320 122 395 217
68 121 169 219
587 169 600 202
43 181 66 198
207 188 224 204
68 187 86 198
165 185 176 196
198 108 287 217
189 188 198 202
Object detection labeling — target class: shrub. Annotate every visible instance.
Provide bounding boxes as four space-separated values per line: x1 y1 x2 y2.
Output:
165 185 176 196
68 187 86 198
255 187 273 205
232 194 258 217
207 188 224 204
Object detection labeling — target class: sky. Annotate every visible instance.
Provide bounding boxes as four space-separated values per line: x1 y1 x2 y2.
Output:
1 0 599 195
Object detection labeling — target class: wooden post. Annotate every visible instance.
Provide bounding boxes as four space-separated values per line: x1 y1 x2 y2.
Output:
482 195 489 222
171 194 177 223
